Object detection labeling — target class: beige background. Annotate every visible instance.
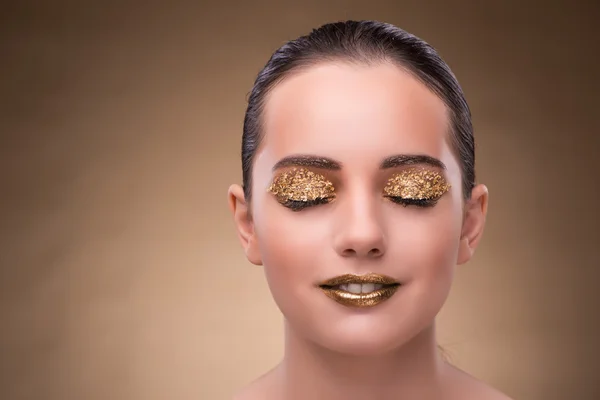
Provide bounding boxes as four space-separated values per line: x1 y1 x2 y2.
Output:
1 1 599 399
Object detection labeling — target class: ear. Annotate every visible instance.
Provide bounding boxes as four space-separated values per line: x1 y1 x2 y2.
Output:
457 184 489 265
228 184 263 266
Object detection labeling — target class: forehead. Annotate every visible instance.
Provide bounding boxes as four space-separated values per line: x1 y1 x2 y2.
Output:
259 62 455 172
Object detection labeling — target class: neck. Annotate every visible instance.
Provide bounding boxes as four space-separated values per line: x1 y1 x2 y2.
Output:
277 320 448 400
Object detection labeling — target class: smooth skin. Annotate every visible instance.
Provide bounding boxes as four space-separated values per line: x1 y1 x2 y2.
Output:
229 62 512 400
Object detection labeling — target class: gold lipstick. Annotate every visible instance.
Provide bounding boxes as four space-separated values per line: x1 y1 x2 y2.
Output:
318 273 400 308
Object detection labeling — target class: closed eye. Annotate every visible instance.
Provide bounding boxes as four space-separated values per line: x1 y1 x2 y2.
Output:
281 197 334 212
385 196 439 208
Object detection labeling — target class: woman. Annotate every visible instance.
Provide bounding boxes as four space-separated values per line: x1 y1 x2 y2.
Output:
228 20 512 400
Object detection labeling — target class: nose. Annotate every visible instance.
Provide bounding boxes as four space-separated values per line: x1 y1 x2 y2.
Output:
333 196 387 259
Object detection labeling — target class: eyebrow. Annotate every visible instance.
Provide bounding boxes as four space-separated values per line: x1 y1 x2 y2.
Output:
272 154 342 171
380 154 447 170
272 153 446 172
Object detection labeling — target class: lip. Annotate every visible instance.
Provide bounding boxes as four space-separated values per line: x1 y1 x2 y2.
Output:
318 273 399 287
318 273 400 308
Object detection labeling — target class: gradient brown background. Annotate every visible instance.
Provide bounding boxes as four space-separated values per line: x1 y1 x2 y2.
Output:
1 1 598 399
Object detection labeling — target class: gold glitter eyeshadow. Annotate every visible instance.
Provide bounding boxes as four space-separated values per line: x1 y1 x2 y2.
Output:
384 168 450 200
268 168 335 202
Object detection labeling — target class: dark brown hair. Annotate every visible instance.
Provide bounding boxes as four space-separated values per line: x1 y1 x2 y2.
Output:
242 20 475 201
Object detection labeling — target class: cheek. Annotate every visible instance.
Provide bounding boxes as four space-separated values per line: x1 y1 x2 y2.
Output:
252 201 329 310
408 212 460 271
389 202 463 302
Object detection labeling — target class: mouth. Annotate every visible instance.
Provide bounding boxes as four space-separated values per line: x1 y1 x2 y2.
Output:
318 273 401 308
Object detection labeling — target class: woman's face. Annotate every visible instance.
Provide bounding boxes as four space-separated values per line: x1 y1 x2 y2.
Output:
230 62 487 355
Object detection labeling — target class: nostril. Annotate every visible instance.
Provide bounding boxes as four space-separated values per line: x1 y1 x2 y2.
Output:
341 248 382 257
368 248 382 257
342 249 357 257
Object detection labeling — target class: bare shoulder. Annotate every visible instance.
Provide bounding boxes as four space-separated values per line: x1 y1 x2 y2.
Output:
457 379 514 400
445 364 514 400
231 385 259 400
232 366 281 400
231 378 269 400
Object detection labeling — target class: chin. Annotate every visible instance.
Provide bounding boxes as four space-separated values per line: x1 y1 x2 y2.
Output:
323 338 398 357
312 319 420 357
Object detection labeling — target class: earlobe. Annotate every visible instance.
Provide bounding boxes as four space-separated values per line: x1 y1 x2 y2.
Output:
457 184 489 265
228 184 263 266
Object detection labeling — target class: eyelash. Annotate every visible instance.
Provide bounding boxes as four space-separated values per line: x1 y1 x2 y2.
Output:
281 197 333 212
385 196 439 208
280 195 439 211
